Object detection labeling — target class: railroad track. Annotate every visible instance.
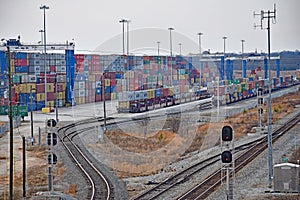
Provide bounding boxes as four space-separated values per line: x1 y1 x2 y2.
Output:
177 111 300 200
131 111 300 200
57 117 112 200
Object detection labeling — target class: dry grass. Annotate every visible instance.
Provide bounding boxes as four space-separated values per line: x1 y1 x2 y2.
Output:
101 91 300 178
105 130 176 153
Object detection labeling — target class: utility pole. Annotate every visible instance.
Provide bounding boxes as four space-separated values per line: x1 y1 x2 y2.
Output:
1 38 17 200
102 74 107 131
178 43 182 56
222 36 227 80
168 27 174 86
254 4 276 188
30 86 34 145
55 74 58 122
22 136 26 198
157 41 160 56
197 32 203 87
241 39 245 78
7 45 13 200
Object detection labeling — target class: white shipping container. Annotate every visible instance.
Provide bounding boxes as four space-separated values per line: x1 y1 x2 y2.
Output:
95 81 102 88
21 75 28 83
57 75 66 83
74 89 86 97
28 75 37 83
74 81 85 90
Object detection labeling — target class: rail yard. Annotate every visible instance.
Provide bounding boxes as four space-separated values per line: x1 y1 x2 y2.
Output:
1 1 300 199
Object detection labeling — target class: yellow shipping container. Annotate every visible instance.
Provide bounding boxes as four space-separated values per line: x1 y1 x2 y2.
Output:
26 83 36 93
111 93 116 100
19 84 27 93
105 79 110 86
47 83 54 92
245 82 249 91
58 92 64 99
46 101 54 107
36 93 45 101
184 85 189 93
148 89 155 99
42 107 50 113
75 97 85 104
119 101 130 109
75 97 80 104
237 84 242 93
14 85 21 94
89 75 95 82
157 80 162 86
129 71 134 78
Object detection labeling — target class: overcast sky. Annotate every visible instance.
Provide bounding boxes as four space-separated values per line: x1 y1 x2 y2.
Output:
1 0 299 55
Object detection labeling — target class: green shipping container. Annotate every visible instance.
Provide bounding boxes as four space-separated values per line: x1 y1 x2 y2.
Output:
12 74 21 84
233 79 239 84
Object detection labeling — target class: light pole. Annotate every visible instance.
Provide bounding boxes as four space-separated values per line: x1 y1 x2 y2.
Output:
40 5 49 108
39 30 44 52
178 43 182 55
127 20 130 55
119 19 128 55
222 36 227 57
197 32 203 86
168 27 174 86
241 39 245 78
222 36 227 80
157 41 160 56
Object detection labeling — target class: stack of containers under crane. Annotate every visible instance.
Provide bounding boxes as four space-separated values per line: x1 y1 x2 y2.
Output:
74 54 86 105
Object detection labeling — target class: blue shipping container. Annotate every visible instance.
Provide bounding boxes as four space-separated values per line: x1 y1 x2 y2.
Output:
155 88 161 97
36 101 45 110
96 88 102 94
14 52 27 59
15 66 28 73
27 102 37 111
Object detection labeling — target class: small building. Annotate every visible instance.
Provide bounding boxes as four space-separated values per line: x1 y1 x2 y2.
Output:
274 163 300 193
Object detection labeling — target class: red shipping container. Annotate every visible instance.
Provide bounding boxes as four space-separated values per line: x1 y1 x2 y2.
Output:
36 84 45 93
110 79 116 86
258 80 264 87
57 84 64 92
76 64 84 73
214 86 225 96
14 59 28 66
74 54 84 61
47 92 55 101
50 66 56 72
47 74 55 83
162 88 169 97
95 94 102 102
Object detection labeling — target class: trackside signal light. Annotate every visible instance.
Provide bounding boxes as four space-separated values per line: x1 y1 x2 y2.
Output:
222 126 233 141
221 151 232 163
257 88 263 96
